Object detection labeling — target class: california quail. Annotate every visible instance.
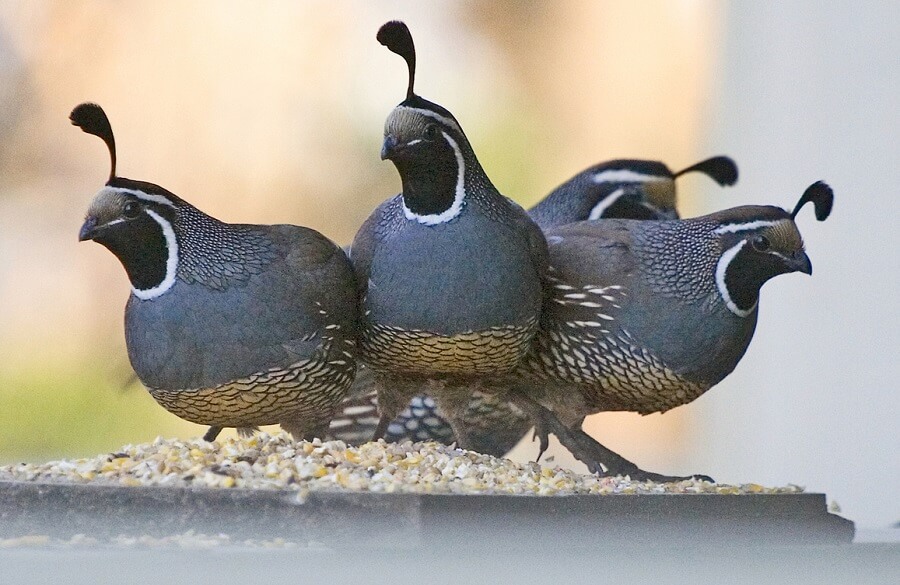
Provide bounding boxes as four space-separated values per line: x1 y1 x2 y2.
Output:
529 156 738 228
512 181 834 480
72 103 358 441
328 365 528 456
349 21 548 449
330 156 737 457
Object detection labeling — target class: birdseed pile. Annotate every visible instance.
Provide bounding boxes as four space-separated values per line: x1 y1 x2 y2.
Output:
0 433 801 496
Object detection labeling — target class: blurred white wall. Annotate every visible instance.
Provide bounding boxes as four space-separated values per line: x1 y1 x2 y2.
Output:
687 1 898 528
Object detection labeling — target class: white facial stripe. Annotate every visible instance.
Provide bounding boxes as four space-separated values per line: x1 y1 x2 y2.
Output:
101 218 126 228
714 220 781 235
715 240 756 317
132 208 179 300
406 139 423 146
592 169 669 184
398 106 464 135
403 131 466 225
105 187 177 209
587 187 627 220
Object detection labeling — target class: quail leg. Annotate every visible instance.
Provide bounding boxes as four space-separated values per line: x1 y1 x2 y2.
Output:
372 377 420 441
507 392 713 483
202 426 223 442
565 426 713 483
430 383 478 451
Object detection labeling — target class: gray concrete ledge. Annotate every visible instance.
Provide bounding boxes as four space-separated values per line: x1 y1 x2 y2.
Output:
0 481 854 548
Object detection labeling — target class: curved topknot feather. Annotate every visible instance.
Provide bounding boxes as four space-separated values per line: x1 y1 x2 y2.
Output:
70 102 116 182
791 181 833 221
674 156 739 187
377 20 416 100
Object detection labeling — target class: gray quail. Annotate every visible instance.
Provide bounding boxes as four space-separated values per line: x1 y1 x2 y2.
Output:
349 21 548 449
529 156 738 228
329 365 528 456
512 181 834 481
330 156 738 458
72 103 358 441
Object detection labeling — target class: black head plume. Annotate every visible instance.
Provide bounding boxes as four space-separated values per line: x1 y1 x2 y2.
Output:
70 102 116 182
377 21 416 100
791 181 833 221
674 156 738 186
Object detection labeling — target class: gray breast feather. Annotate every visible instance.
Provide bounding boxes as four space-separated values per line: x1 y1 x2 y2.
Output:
125 226 356 391
365 210 543 333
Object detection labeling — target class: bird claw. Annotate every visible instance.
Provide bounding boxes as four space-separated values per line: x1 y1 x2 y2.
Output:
565 426 714 483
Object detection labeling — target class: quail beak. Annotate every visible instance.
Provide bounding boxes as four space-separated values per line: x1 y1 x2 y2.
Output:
788 251 813 275
380 134 399 161
78 216 98 242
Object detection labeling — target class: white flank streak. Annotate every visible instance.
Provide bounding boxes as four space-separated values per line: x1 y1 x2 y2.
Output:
132 209 178 300
714 220 781 235
587 187 627 220
592 169 669 184
715 240 756 317
403 131 466 225
342 405 374 417
108 187 177 209
399 106 464 135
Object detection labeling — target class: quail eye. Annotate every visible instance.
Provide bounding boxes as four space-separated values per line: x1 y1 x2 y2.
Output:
123 201 141 219
752 235 771 252
424 124 438 139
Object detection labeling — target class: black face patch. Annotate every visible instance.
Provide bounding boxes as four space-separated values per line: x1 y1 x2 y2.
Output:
392 134 460 216
723 241 794 312
92 206 171 292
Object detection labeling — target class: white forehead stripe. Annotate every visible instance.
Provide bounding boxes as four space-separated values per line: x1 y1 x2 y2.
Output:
403 131 466 226
397 106 464 135
592 169 670 184
104 186 178 209
714 220 782 235
715 240 756 317
132 208 179 300
588 187 627 220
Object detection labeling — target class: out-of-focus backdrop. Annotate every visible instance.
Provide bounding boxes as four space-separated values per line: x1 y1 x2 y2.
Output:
0 1 895 527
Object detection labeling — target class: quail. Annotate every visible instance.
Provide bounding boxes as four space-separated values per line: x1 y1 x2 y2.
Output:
511 181 834 480
72 103 358 442
330 156 738 458
328 365 528 456
349 21 548 449
529 155 738 228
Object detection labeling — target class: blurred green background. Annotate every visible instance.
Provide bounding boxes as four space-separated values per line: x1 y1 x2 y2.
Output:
0 1 895 527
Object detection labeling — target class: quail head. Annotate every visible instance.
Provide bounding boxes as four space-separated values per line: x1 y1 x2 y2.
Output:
529 156 738 228
514 181 834 480
73 103 358 442
349 21 548 448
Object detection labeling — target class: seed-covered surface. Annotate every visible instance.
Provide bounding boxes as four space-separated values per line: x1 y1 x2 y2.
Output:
0 433 802 496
